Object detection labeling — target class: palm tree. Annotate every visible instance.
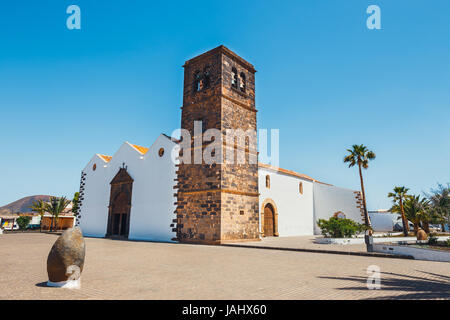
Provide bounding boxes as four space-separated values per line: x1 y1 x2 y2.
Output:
45 197 71 232
425 183 449 232
388 186 410 236
29 199 47 232
402 195 430 234
343 144 376 227
419 200 432 234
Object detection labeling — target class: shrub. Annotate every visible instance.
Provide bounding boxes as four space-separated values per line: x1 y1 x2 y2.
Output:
445 237 450 247
428 233 438 245
317 217 367 238
16 216 31 231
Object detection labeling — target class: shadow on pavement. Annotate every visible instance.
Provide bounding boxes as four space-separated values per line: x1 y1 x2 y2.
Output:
319 270 450 299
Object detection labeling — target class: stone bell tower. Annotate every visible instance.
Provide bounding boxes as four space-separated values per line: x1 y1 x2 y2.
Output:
174 45 260 244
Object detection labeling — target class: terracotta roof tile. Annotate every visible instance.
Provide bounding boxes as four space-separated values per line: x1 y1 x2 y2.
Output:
258 163 331 185
131 144 149 155
98 154 112 163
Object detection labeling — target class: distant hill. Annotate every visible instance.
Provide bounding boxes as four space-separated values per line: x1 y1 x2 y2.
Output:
0 195 53 215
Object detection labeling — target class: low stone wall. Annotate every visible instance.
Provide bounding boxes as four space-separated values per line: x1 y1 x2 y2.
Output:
315 236 449 245
2 229 42 234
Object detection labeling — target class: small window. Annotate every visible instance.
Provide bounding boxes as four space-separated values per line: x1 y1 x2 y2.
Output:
193 71 201 92
333 211 346 219
158 148 164 157
240 210 244 215
239 72 246 92
299 182 303 195
231 67 238 88
203 66 210 89
265 175 270 188
92 163 96 171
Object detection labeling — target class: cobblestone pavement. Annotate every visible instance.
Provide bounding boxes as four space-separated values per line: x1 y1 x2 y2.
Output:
0 233 449 300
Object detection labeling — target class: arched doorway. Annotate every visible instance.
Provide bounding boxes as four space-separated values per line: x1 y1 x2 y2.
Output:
264 203 275 237
260 198 279 237
106 166 133 239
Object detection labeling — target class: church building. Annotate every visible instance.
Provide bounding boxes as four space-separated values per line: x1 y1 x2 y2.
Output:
77 46 364 243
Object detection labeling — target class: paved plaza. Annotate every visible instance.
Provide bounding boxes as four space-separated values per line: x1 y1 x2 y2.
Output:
0 233 449 300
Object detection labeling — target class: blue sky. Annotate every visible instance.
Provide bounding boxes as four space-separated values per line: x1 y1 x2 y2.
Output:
0 0 449 209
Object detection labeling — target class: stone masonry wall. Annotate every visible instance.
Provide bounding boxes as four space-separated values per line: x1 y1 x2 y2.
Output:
175 46 260 243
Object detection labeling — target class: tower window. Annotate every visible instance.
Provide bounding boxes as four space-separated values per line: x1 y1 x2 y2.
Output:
265 175 270 188
239 72 246 93
203 66 210 89
231 67 238 89
299 182 303 195
193 71 201 92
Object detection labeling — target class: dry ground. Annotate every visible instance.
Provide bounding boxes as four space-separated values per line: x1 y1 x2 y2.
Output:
0 233 449 300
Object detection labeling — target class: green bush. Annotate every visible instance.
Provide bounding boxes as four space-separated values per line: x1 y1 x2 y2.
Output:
428 233 438 245
445 238 450 247
16 216 31 231
317 217 366 238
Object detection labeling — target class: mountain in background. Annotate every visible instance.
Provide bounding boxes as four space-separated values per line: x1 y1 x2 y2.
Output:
0 195 54 215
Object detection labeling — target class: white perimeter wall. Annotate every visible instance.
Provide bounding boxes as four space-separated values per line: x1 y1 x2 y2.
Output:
79 134 177 242
313 183 363 234
369 212 396 231
258 168 314 236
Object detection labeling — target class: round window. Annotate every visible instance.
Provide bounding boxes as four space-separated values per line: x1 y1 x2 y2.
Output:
333 211 346 219
158 148 164 157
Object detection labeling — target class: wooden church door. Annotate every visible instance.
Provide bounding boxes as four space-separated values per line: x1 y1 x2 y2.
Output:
106 165 133 239
264 204 275 237
111 192 129 236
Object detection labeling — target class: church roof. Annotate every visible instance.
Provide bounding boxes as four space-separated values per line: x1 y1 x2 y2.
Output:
129 143 149 155
183 45 256 73
90 135 179 170
97 154 112 163
258 163 331 186
162 133 181 144
91 137 330 185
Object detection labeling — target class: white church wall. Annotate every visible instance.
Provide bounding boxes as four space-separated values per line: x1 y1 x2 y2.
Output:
258 167 314 236
313 183 363 235
79 155 110 237
79 134 177 242
127 135 178 242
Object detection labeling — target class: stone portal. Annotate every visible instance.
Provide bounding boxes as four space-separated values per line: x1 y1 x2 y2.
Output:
106 166 133 239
